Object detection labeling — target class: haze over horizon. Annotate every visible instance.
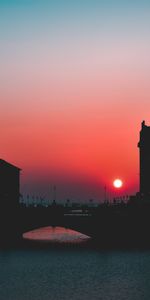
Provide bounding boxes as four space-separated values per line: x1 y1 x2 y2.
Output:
1 0 150 201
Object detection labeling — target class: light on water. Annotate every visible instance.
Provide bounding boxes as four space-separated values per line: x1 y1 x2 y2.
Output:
23 226 91 244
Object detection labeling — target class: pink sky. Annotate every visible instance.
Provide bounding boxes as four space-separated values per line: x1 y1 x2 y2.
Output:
1 1 150 200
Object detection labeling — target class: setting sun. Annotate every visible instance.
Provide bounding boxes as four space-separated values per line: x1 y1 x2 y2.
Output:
113 179 123 189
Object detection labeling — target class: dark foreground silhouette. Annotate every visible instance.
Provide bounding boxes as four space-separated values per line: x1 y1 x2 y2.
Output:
1 198 150 249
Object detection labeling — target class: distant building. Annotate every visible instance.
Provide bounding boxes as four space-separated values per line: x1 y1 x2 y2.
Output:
138 121 150 195
0 159 21 209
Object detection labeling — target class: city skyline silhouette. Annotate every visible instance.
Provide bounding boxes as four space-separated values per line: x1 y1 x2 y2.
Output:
0 120 149 204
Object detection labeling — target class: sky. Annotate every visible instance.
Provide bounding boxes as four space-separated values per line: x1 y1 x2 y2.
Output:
0 0 150 202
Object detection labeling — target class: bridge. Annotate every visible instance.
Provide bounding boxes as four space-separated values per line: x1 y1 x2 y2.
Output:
0 204 102 241
1 202 150 248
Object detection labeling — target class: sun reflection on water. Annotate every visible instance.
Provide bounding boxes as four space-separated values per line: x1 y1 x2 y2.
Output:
23 226 91 244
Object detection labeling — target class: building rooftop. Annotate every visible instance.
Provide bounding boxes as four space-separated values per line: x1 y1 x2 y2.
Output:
0 159 21 171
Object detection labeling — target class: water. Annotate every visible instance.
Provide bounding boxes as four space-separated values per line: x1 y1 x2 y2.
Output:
1 227 150 300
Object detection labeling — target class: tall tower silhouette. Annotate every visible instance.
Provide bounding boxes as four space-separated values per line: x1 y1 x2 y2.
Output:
138 121 150 195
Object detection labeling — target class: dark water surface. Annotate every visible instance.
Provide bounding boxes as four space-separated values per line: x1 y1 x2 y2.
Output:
1 227 150 300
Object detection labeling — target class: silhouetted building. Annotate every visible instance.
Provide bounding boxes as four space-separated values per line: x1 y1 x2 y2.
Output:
0 159 21 209
138 121 150 195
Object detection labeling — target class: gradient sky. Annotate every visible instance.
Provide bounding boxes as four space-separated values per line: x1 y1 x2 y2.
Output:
0 0 150 201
